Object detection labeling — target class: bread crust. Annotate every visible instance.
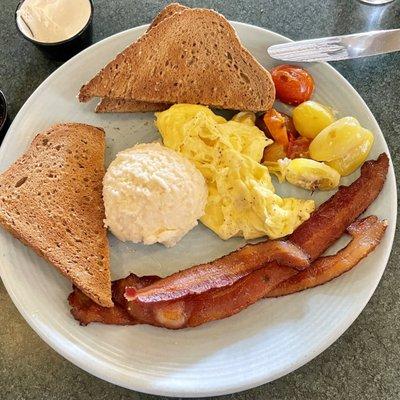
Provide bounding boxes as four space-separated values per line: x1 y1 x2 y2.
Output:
95 98 170 113
148 3 187 31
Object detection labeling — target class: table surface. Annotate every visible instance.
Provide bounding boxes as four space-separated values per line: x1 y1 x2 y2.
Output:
1 0 400 399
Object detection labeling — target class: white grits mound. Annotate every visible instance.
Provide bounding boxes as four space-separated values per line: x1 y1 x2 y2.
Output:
103 142 207 247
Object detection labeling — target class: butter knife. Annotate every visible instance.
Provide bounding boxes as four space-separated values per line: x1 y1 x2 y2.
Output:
267 29 400 62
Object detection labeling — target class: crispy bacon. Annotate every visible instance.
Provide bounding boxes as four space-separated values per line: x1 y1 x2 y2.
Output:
289 153 389 261
267 216 387 297
126 240 309 303
69 263 297 328
69 275 159 325
69 216 387 328
123 262 297 328
68 154 389 329
68 286 134 326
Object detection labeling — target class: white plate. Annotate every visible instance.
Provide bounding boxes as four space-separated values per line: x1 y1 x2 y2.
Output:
0 23 396 397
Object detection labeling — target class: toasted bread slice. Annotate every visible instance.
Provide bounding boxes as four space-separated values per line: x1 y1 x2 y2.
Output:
79 8 275 112
95 98 170 113
0 123 113 307
95 3 187 114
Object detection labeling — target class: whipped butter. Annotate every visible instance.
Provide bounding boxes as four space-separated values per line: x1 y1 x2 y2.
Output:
17 0 91 43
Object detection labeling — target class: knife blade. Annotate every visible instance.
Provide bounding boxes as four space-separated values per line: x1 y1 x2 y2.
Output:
267 29 400 62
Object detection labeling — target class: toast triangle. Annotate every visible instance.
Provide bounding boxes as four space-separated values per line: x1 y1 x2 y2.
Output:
79 8 275 112
0 123 113 307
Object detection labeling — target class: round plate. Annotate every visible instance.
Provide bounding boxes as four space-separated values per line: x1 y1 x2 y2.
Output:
0 23 396 397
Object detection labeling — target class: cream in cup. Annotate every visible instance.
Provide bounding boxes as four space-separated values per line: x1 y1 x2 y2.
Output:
16 0 94 60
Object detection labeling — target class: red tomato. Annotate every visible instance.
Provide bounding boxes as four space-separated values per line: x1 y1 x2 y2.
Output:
282 114 299 141
287 137 311 159
271 65 315 106
256 113 300 141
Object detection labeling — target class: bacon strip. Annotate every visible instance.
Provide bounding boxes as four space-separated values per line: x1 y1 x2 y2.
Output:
125 240 309 303
267 216 387 297
69 275 158 326
130 215 386 328
69 287 134 326
127 153 389 304
68 154 389 329
69 216 387 328
69 263 296 328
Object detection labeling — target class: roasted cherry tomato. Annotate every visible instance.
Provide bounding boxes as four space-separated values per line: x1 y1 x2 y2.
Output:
262 109 289 147
256 112 296 139
283 114 299 141
281 158 340 191
287 137 311 159
271 65 315 106
309 117 374 176
292 101 335 139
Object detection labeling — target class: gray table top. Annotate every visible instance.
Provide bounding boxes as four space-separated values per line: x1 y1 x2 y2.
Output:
1 1 399 399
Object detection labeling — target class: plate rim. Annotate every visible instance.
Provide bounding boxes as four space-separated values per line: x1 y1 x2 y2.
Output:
0 21 397 397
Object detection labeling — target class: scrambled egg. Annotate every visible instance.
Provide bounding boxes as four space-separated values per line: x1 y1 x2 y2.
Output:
156 104 315 240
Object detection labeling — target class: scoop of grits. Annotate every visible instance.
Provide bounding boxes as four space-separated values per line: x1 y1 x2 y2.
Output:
103 142 207 247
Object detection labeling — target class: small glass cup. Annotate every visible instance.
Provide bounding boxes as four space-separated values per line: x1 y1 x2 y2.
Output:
15 0 94 61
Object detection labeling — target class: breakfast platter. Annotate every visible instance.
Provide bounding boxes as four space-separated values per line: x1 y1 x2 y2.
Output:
0 4 396 398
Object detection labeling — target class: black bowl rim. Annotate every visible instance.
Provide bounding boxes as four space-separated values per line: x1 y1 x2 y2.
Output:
0 90 8 132
15 0 94 47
